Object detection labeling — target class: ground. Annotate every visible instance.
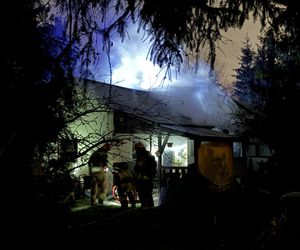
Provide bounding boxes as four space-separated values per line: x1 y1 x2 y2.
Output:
7 186 299 250
14 189 296 250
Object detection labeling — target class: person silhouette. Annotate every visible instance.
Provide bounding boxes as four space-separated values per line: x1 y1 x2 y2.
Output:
134 142 157 208
88 143 110 205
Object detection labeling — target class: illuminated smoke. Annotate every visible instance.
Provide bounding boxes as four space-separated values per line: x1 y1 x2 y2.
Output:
92 22 236 131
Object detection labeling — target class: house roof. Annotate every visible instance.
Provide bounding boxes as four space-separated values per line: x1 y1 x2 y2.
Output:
160 124 240 141
82 79 239 141
86 80 199 125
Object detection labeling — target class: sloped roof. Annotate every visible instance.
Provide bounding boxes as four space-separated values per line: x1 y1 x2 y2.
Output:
86 79 204 126
83 79 239 140
160 124 240 141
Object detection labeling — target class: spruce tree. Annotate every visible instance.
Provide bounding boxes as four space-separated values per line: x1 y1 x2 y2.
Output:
233 35 256 105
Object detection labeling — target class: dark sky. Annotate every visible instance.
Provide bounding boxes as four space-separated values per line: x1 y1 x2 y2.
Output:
216 17 261 88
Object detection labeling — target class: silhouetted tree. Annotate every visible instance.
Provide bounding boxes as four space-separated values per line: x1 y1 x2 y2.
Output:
233 16 300 193
0 2 75 194
233 36 256 105
52 0 278 78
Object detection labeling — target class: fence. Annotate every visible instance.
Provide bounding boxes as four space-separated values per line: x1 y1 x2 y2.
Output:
160 166 189 187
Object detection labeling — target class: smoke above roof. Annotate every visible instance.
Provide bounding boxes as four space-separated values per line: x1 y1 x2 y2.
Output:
85 21 237 132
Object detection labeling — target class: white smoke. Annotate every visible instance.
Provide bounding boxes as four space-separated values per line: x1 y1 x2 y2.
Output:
94 22 165 89
92 21 236 131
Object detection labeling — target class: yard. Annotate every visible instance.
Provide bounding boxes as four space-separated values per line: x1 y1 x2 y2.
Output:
17 188 299 250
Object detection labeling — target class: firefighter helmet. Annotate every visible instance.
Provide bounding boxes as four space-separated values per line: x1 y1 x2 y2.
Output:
134 142 145 150
101 143 111 151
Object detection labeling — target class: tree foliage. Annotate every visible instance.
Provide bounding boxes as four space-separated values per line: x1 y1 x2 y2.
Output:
233 2 300 192
233 35 256 104
53 0 277 77
0 1 89 210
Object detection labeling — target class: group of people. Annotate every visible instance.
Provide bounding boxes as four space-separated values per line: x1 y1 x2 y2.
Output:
88 142 157 209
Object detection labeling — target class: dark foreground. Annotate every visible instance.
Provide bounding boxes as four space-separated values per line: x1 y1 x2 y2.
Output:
8 190 300 250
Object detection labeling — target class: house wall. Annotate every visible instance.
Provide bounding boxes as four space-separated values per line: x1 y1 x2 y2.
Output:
245 142 272 172
70 103 114 176
110 134 134 163
187 139 195 165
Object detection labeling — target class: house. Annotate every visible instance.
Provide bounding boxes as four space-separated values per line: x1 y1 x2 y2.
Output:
66 79 245 201
231 98 274 173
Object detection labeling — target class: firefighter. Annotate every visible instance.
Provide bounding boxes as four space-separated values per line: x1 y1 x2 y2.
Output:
113 163 136 209
88 143 110 205
134 142 157 208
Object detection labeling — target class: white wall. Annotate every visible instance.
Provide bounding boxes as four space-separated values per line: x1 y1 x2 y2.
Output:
70 97 114 176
